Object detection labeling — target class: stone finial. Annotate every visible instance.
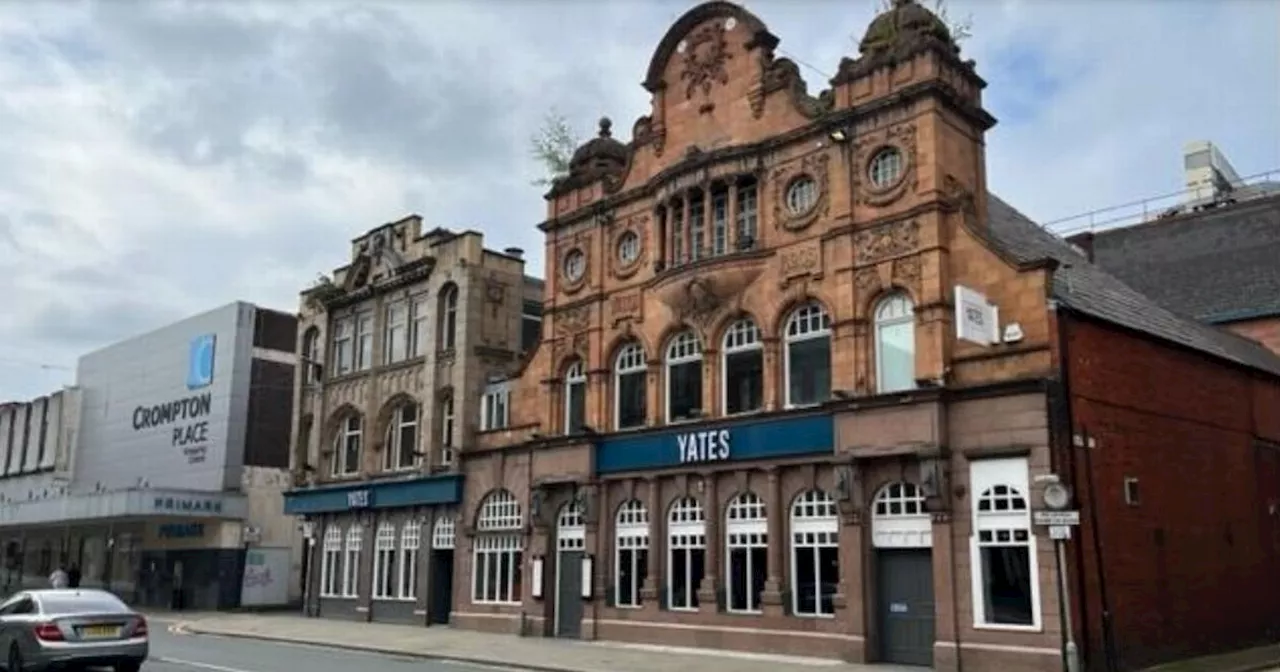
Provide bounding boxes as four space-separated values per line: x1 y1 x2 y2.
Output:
598 117 613 138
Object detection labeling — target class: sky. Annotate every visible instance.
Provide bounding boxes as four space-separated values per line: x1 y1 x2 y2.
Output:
1 0 1277 401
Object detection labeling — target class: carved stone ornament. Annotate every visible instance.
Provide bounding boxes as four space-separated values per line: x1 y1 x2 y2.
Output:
655 262 765 332
854 123 920 207
854 218 920 266
779 240 821 280
555 304 592 337
855 267 881 294
892 255 922 290
771 152 831 233
680 22 732 100
610 291 642 325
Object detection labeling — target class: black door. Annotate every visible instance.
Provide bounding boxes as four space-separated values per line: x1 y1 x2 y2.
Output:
555 551 584 638
428 549 454 625
877 549 936 666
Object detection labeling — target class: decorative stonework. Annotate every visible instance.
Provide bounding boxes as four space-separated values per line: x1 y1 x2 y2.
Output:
555 304 592 336
610 213 649 280
680 23 731 100
610 291 643 325
770 152 831 232
892 255 922 290
654 261 766 333
779 240 821 280
855 266 881 294
854 123 919 207
854 218 920 265
560 245 589 295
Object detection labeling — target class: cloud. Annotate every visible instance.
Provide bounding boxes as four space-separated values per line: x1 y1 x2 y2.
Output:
0 0 1275 400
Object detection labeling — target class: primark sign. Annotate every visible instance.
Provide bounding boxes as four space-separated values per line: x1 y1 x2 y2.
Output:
130 334 218 465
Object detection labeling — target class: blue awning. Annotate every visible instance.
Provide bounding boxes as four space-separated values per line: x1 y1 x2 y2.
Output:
283 473 463 515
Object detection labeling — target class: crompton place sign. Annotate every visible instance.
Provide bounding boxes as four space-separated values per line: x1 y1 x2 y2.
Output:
130 334 219 466
596 414 833 475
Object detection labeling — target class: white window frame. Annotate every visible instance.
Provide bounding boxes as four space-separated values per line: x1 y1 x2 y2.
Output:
617 231 640 265
480 382 510 431
433 514 456 550
785 176 818 215
355 312 374 371
332 317 354 376
382 404 420 472
439 395 455 466
735 179 758 248
440 285 459 351
332 415 362 477
614 500 649 609
410 294 430 358
871 481 932 548
664 330 704 424
720 318 763 415
874 292 916 394
969 457 1042 632
790 490 839 618
473 490 523 605
342 525 362 598
302 328 320 383
319 526 343 597
398 521 420 601
725 491 767 614
613 342 647 431
384 299 409 365
869 147 904 189
373 522 397 600
783 303 832 408
667 497 706 612
564 359 587 435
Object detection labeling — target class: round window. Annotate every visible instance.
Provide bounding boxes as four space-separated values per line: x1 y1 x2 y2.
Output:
868 147 904 189
785 176 818 215
617 231 640 266
564 249 586 282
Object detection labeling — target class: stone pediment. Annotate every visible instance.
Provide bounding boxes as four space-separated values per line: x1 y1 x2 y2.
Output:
650 254 768 332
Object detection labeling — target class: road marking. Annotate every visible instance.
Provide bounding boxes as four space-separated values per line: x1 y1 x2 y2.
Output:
152 657 257 672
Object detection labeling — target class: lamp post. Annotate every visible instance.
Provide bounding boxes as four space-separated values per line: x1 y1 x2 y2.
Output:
1034 474 1081 672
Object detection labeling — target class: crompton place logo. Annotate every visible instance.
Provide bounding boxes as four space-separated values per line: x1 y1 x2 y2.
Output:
186 333 217 390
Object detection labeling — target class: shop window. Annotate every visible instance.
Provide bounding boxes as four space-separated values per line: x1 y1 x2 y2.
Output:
439 394 455 466
614 342 648 430
667 497 706 611
784 303 832 407
382 403 421 471
665 330 704 423
331 414 363 477
791 490 839 617
473 490 523 605
342 525 362 598
410 294 430 358
480 382 510 431
398 522 420 600
355 311 374 371
721 318 763 415
564 359 587 434
319 526 343 597
331 317 354 376
725 492 768 614
615 500 650 608
735 178 758 251
373 523 397 600
439 283 459 351
970 458 1040 629
301 328 320 383
383 299 409 364
874 293 916 393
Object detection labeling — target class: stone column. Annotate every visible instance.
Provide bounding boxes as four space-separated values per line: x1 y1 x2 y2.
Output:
642 477 660 604
840 511 868 663
762 469 785 615
762 338 782 411
416 510 433 625
696 473 719 611
727 181 740 252
682 196 692 263
930 512 960 671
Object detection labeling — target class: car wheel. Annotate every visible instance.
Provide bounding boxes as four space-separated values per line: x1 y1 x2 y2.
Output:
7 645 21 672
114 659 143 672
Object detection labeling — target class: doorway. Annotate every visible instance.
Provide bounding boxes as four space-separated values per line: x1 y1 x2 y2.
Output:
429 514 456 626
554 500 585 639
870 481 937 667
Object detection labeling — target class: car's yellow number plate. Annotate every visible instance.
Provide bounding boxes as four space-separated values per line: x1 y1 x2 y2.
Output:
81 625 121 638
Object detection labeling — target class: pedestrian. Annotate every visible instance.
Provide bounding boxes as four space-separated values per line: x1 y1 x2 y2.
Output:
49 565 69 589
67 563 81 588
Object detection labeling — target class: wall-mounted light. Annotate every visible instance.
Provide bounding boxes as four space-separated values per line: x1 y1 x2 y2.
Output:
829 128 850 143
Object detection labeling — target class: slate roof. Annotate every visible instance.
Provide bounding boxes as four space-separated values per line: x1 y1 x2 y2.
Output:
1076 193 1280 324
984 194 1280 378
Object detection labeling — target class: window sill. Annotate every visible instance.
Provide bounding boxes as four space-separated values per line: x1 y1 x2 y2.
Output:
726 609 764 616
667 606 698 613
614 604 642 610
471 600 522 607
972 622 1042 633
791 612 836 620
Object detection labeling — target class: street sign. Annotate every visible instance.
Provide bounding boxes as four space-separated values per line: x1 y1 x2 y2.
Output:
1033 510 1080 526
1049 525 1072 540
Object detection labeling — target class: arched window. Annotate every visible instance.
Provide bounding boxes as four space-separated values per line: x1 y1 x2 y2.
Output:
874 293 916 393
564 359 587 435
342 525 362 598
398 521 421 600
319 526 343 597
970 458 1039 628
667 497 706 611
558 500 585 552
784 303 832 407
439 283 459 351
665 330 703 423
721 318 763 415
373 522 397 599
614 500 649 608
614 342 647 430
439 393 455 466
331 414 363 477
790 490 839 617
871 481 931 549
301 327 320 383
473 490 523 605
725 492 767 613
382 402 421 471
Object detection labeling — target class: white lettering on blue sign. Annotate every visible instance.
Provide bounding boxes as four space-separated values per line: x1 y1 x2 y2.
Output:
347 490 371 508
677 429 731 464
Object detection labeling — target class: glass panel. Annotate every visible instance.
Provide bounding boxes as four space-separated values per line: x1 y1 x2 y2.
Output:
689 548 705 608
749 546 767 611
878 321 916 393
795 546 817 615
618 548 635 606
668 361 702 420
618 372 646 429
729 547 748 611
671 548 689 609
788 338 831 406
724 350 763 414
980 545 1034 625
567 382 587 434
818 546 839 615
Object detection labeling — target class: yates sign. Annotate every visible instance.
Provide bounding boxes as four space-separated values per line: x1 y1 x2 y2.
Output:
677 429 732 464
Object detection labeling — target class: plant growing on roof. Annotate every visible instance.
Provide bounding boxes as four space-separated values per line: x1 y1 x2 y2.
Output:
529 108 581 188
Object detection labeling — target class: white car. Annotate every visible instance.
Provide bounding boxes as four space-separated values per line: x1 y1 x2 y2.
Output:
0 589 148 672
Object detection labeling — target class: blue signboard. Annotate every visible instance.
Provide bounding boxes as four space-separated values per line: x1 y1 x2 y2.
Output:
595 413 833 475
284 473 463 515
186 333 217 390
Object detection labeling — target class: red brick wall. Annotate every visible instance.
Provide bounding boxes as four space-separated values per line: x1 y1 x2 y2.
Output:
1062 315 1280 671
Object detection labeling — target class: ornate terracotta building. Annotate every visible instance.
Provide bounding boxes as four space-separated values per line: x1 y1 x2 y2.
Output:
456 2 1280 671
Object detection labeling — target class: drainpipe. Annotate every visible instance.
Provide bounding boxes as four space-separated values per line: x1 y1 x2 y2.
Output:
1054 301 1092 671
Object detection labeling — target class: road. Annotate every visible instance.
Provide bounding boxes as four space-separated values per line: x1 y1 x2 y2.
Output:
146 621 516 672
